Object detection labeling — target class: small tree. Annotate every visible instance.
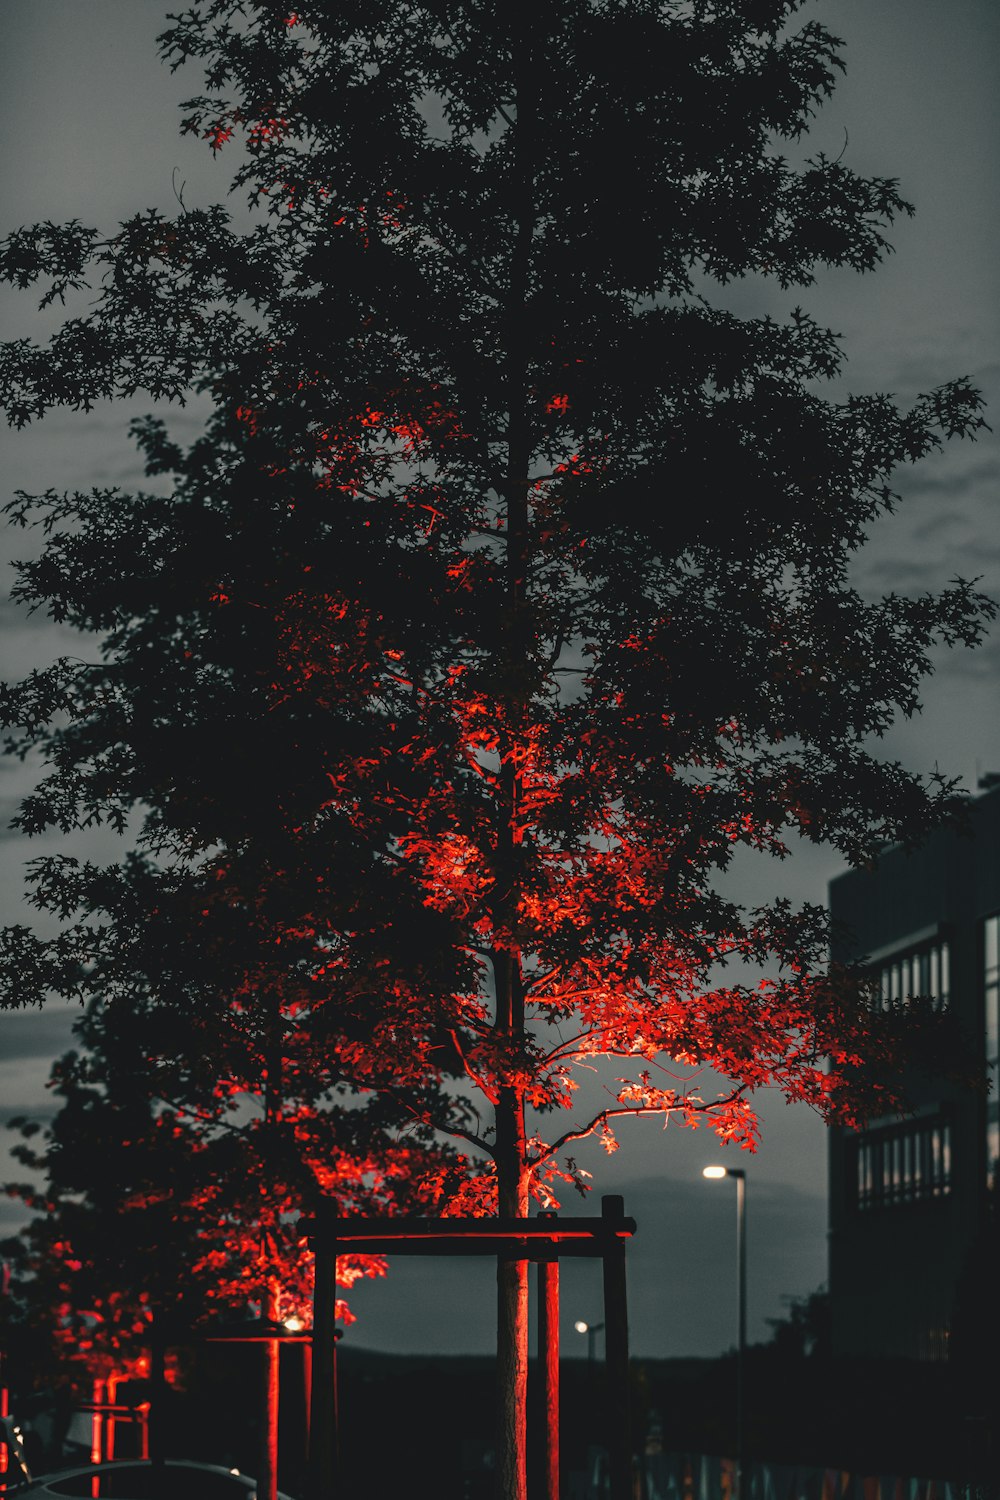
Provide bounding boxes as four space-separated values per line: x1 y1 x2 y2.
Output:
3 1050 220 1396
2 851 473 1356
1 3 993 1495
3 968 464 1496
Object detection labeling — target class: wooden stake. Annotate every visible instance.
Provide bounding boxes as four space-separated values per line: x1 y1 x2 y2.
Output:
308 1205 338 1500
602 1196 631 1500
149 1322 168 1500
536 1212 560 1500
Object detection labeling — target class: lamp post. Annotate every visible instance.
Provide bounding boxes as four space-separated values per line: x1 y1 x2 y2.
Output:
702 1165 746 1498
573 1318 605 1366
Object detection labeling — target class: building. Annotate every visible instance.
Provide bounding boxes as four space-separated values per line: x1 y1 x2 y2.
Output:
827 783 1000 1361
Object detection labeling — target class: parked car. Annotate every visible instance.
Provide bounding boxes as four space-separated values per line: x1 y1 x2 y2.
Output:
2 1457 296 1499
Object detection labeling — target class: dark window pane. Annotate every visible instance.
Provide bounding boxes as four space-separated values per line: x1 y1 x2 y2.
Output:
853 1117 952 1211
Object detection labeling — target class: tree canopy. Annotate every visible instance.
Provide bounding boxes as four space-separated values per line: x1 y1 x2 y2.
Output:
0 2 993 1494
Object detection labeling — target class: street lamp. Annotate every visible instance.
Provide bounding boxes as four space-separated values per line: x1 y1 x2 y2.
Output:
702 1165 746 1498
573 1318 605 1365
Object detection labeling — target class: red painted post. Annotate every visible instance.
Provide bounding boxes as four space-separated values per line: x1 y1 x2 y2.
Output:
106 1374 118 1463
90 1377 105 1466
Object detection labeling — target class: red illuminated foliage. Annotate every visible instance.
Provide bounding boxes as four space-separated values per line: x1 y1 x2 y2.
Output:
0 811 485 1388
1 950 470 1391
0 2 994 1495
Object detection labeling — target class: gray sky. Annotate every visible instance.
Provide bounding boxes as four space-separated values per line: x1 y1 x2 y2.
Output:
0 0 997 1358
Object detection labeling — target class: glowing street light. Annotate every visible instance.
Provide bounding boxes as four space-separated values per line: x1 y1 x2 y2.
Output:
574 1318 605 1365
702 1166 747 1497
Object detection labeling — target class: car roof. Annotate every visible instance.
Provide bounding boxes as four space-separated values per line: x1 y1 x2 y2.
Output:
15 1458 295 1500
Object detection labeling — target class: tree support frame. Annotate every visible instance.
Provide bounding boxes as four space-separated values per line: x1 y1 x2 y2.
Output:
300 1194 636 1500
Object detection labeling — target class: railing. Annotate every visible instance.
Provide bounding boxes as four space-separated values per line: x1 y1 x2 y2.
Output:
573 1450 973 1500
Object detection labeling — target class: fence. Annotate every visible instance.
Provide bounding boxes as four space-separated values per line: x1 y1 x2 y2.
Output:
571 1450 977 1500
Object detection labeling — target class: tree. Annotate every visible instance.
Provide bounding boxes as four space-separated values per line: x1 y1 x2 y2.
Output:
2 1049 219 1396
764 1286 831 1362
1 3 993 1496
1 864 470 1494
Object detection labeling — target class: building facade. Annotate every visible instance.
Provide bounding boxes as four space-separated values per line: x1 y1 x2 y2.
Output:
827 784 1000 1361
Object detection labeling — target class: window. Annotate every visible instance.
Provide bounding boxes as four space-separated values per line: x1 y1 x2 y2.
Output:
984 914 999 1188
873 939 950 1012
853 1117 952 1211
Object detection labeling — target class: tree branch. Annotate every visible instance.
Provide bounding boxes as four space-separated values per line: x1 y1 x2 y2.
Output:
449 1027 499 1104
535 1085 750 1163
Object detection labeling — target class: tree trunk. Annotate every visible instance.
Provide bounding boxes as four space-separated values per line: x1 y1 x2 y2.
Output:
495 1084 529 1500
308 1205 338 1500
260 1280 280 1500
261 1004 282 1500
494 10 536 1495
496 1254 529 1500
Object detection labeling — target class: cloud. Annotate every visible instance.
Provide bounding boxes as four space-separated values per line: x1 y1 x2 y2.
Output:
899 456 1000 509
0 1004 79 1061
852 435 1000 607
0 1194 33 1234
0 1103 57 1128
0 795 27 841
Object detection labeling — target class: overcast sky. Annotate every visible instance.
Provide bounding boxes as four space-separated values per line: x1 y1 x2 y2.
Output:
0 1 997 1359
